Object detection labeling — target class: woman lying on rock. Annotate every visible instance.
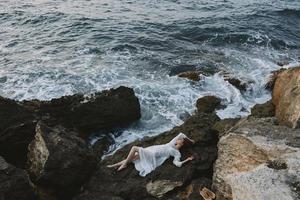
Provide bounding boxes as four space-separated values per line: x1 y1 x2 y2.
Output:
107 132 195 177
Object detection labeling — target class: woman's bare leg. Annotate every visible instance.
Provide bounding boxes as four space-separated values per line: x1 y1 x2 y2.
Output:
107 160 126 168
117 146 139 171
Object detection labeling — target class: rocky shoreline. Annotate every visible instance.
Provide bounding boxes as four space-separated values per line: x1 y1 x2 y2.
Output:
1 67 300 200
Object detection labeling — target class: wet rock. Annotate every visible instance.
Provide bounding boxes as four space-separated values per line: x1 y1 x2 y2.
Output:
197 66 220 76
0 156 36 200
27 122 97 199
177 71 202 81
250 100 275 118
23 86 141 138
220 71 248 92
92 136 111 161
169 64 196 76
75 112 220 200
277 60 290 67
225 78 247 91
272 66 300 128
0 96 37 168
221 76 247 92
196 96 223 113
212 117 300 200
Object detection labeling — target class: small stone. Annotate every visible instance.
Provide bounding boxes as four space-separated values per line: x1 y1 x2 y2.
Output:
267 159 287 170
146 180 183 199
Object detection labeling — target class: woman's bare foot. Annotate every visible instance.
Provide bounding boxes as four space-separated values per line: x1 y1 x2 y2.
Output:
117 164 127 171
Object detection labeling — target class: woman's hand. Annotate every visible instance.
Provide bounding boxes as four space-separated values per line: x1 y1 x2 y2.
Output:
187 155 194 161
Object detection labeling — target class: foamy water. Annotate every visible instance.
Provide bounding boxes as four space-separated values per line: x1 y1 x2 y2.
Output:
0 0 299 154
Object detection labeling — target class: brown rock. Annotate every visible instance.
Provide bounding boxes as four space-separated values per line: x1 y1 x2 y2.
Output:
196 96 223 113
272 66 300 128
178 71 201 81
225 78 247 91
220 71 248 92
169 64 197 76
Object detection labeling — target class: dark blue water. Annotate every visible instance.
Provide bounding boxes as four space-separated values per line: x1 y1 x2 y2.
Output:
0 0 299 152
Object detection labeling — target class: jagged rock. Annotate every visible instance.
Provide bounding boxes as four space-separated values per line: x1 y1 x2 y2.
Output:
0 156 36 200
27 122 97 199
22 86 141 138
212 117 300 200
0 96 37 168
225 78 247 91
74 111 220 200
272 66 300 128
196 96 223 113
177 71 202 81
250 100 275 118
0 86 141 168
219 71 248 92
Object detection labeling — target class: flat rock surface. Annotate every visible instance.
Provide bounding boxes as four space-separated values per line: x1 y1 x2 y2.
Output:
213 117 300 200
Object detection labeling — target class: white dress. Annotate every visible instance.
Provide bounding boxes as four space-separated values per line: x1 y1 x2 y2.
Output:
132 132 190 177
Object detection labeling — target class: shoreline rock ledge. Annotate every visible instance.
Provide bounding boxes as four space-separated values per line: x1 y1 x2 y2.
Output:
0 86 141 168
212 66 300 200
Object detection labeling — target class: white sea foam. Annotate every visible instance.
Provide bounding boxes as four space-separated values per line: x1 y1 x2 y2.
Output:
1 45 297 156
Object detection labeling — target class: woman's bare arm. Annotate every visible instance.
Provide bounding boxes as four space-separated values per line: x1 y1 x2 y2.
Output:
173 152 194 167
179 155 194 165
